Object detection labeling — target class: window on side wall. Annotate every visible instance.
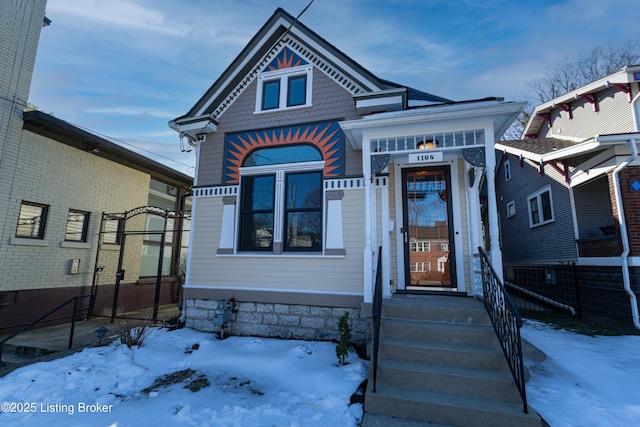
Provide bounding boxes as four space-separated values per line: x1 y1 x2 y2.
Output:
527 187 554 227
504 159 511 181
238 144 323 253
65 210 90 242
103 218 124 245
255 66 312 113
16 201 48 239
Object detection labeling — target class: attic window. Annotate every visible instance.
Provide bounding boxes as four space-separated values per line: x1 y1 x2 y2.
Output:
255 66 312 113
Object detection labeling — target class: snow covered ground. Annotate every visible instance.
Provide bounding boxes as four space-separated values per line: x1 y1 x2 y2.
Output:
0 320 638 427
0 328 366 427
522 320 640 427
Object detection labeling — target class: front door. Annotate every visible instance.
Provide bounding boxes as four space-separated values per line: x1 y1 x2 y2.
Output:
402 167 456 290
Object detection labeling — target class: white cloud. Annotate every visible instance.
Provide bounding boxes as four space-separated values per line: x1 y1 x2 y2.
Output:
85 106 175 119
45 0 190 36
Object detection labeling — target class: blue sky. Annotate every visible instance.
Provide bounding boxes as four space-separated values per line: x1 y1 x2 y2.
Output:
29 0 639 176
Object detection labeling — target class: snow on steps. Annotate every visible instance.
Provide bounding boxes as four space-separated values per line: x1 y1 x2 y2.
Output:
362 293 544 427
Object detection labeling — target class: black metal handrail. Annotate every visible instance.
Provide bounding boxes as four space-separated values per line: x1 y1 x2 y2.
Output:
0 294 94 365
478 247 528 413
371 246 383 393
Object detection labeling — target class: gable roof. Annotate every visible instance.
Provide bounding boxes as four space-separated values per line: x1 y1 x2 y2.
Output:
523 65 640 137
169 8 451 138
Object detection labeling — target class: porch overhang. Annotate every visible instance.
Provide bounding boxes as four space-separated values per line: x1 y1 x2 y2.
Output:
496 133 640 187
341 99 526 151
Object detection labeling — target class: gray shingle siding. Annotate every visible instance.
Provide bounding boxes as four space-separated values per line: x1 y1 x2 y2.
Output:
497 155 577 263
196 67 361 186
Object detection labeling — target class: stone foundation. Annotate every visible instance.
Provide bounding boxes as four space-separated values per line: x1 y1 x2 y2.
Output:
184 298 371 344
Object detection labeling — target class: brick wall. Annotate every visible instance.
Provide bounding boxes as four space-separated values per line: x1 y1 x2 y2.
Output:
617 167 640 256
0 131 150 293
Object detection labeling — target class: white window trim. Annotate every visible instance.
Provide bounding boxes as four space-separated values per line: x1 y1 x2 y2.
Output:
238 160 325 254
506 200 516 218
527 186 554 228
254 65 313 114
504 159 511 181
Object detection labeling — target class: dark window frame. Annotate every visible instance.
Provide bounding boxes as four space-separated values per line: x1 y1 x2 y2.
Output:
16 201 49 239
65 209 90 242
261 79 281 110
287 74 307 107
283 170 322 252
239 174 276 251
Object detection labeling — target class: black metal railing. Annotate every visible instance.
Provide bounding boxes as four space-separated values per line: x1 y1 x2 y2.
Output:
0 294 93 365
503 263 581 319
371 246 383 393
478 248 528 413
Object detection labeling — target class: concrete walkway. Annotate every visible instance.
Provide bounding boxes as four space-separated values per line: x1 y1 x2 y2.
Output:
0 305 181 377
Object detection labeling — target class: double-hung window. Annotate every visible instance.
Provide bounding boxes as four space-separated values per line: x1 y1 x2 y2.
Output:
256 66 312 113
528 186 554 227
238 145 323 253
16 201 48 239
65 209 90 242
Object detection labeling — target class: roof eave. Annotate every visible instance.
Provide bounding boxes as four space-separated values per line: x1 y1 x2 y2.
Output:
24 110 193 187
523 65 640 136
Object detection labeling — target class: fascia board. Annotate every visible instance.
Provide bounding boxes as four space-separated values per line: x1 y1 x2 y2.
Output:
494 143 543 163
346 101 525 130
342 101 526 149
194 16 291 117
287 27 384 92
524 67 640 135
569 146 619 187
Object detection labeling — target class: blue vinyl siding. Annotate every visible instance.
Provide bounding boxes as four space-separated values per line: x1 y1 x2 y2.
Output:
496 154 577 263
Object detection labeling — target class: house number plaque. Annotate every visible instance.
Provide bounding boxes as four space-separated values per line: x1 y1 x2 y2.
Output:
409 151 443 164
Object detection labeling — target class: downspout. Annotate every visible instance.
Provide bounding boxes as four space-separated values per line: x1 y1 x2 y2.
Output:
618 90 640 330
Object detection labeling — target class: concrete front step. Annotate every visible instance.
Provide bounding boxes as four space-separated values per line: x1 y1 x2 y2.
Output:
382 295 492 326
380 318 498 346
376 358 522 403
362 412 454 427
365 384 541 427
379 337 508 371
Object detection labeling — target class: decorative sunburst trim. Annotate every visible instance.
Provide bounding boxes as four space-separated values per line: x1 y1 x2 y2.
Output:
212 35 368 120
224 120 344 184
264 47 308 71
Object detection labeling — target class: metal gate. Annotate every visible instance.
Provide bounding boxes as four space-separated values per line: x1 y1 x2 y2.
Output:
89 206 190 322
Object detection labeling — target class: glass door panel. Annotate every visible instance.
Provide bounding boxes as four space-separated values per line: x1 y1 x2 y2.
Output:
403 168 454 288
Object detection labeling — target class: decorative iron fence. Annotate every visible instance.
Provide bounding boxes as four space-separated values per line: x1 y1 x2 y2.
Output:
478 248 528 413
503 263 581 320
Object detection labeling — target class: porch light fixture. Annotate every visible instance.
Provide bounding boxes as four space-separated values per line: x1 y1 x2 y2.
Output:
416 140 438 150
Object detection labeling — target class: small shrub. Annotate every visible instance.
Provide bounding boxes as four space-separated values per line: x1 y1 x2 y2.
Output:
336 311 354 366
116 317 153 348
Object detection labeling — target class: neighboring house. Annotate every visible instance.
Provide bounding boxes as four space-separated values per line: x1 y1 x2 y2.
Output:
170 8 524 342
496 65 640 330
0 0 193 335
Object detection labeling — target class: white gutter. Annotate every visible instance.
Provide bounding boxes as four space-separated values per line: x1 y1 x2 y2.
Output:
613 88 640 329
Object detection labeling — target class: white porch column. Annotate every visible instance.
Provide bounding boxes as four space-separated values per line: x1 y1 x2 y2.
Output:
484 130 504 282
363 136 374 303
380 177 391 298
